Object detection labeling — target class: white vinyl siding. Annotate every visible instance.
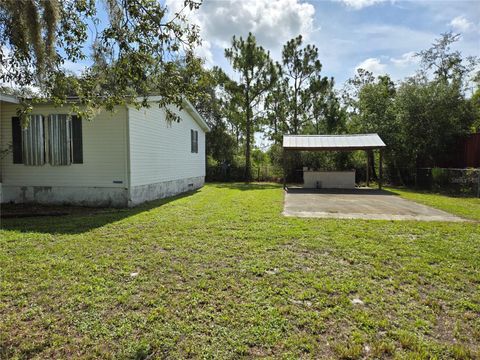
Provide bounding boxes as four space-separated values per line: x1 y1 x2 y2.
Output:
128 104 206 187
0 103 128 187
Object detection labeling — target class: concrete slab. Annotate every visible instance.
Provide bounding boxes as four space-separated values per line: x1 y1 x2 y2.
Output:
283 188 467 222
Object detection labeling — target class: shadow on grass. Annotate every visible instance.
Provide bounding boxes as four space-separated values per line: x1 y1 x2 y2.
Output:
0 190 199 235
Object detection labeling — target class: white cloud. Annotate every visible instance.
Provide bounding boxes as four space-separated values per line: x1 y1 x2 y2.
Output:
390 51 418 67
355 53 421 79
351 24 436 55
338 0 387 10
167 0 316 65
194 39 214 66
355 57 387 74
449 15 475 33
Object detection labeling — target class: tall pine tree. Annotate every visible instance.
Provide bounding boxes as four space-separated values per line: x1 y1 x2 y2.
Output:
225 33 277 181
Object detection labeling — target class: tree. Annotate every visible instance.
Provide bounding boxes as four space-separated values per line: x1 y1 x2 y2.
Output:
0 0 202 120
394 78 475 169
264 78 288 143
188 66 237 165
280 35 328 135
416 32 478 85
396 32 478 170
309 78 346 135
225 32 277 181
347 72 397 179
344 33 478 186
470 73 480 132
342 68 375 113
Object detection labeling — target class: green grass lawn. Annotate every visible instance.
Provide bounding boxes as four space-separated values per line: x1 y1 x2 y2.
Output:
1 183 479 359
386 187 480 221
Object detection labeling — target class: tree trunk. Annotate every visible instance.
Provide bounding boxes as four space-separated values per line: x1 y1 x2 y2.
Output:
293 88 298 135
244 95 252 182
245 124 251 181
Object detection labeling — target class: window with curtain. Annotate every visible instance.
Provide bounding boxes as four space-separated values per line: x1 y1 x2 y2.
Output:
46 114 72 166
12 114 83 166
22 115 45 166
191 129 198 153
191 129 194 153
195 130 198 153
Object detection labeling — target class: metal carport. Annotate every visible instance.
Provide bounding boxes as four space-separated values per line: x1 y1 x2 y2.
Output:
282 134 387 189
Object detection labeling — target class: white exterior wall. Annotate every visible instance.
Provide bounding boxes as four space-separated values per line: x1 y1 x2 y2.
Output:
0 99 207 207
303 170 356 189
0 102 129 206
128 104 206 187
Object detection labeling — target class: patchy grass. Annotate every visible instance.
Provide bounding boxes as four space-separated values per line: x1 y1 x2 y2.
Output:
1 183 479 359
386 187 480 221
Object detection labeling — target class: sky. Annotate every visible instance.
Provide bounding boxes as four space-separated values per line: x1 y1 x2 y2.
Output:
163 0 479 149
4 0 478 149
166 0 479 86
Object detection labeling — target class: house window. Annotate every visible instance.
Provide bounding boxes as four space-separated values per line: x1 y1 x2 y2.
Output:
195 131 198 153
46 114 72 165
191 129 198 153
12 115 83 166
22 115 45 166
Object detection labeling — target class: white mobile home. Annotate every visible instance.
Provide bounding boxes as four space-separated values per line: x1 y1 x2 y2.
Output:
0 95 209 207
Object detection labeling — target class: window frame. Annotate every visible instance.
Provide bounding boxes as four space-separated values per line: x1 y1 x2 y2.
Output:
191 129 195 153
190 129 199 153
195 130 199 153
12 113 83 166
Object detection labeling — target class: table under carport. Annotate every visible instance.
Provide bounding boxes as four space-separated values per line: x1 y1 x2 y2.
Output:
282 134 387 190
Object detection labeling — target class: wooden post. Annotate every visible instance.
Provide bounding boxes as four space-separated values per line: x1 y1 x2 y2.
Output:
366 150 370 187
283 150 287 190
379 149 383 190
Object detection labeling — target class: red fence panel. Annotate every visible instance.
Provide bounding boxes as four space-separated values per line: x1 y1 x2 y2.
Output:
464 133 480 168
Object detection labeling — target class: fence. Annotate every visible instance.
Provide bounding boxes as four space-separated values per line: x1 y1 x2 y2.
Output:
206 164 281 182
416 168 480 197
207 164 480 197
442 133 480 168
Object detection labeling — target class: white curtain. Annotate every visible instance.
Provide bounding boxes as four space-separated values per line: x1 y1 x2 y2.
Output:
46 114 72 166
22 115 45 166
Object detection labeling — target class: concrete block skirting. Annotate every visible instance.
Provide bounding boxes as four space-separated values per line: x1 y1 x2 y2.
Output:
1 176 205 207
128 176 205 207
1 185 129 207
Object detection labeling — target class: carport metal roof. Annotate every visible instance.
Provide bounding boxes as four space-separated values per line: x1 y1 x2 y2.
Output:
282 133 386 189
283 134 386 151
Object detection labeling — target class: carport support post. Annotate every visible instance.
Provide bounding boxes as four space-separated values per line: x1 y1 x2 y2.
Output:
283 149 287 190
366 150 370 187
379 149 383 190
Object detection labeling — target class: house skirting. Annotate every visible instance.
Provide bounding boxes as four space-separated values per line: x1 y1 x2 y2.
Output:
1 176 205 207
128 176 204 207
1 185 129 207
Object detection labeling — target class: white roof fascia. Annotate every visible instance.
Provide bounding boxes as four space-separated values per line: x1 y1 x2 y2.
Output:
0 93 20 104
